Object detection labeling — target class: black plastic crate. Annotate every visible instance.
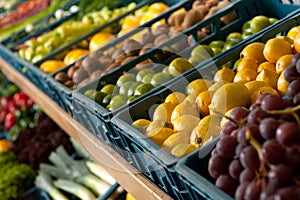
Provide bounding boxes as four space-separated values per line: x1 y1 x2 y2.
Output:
110 10 300 199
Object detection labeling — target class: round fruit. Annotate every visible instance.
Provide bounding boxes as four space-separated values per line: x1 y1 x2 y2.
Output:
209 82 251 114
164 92 186 106
276 54 293 74
168 57 194 77
236 57 260 72
263 38 293 63
256 68 279 89
191 45 214 57
293 32 300 53
214 67 235 83
240 42 265 63
250 15 271 33
277 71 289 96
150 72 172 86
196 90 212 116
153 102 176 124
134 83 154 96
116 73 136 87
186 79 212 96
233 69 258 83
89 32 114 51
257 61 276 73
287 26 300 40
100 84 117 95
136 68 155 82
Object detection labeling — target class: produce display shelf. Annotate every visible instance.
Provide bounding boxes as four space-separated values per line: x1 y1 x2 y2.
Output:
0 56 173 200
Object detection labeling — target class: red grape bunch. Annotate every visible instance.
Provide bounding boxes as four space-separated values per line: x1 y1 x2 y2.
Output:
207 53 300 199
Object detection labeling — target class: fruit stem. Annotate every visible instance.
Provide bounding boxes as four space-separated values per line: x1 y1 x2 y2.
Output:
246 129 263 160
267 104 300 115
292 112 300 126
211 110 244 127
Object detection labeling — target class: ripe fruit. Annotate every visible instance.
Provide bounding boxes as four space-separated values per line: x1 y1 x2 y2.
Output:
186 79 212 96
276 54 293 74
240 42 265 63
293 32 300 53
89 32 114 51
263 38 293 63
214 67 235 82
256 68 279 89
168 57 194 77
250 15 271 34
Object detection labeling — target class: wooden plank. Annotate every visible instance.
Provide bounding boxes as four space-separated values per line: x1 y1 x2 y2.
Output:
0 57 173 200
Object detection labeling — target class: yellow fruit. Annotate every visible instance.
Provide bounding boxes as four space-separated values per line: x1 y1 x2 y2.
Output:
287 26 300 40
250 15 271 33
240 42 266 63
190 115 221 147
195 90 212 116
148 2 169 14
153 102 176 124
209 82 251 114
277 71 290 96
89 32 114 51
263 38 293 63
244 80 271 97
40 60 65 74
146 119 172 133
257 61 276 73
256 68 279 89
146 127 175 146
121 15 141 32
171 101 199 124
165 92 186 106
276 54 293 74
233 69 258 83
169 58 194 77
214 67 235 82
184 94 197 104
126 193 136 200
186 79 212 96
132 119 151 133
171 143 197 157
162 131 190 152
63 49 89 65
220 107 248 128
207 81 228 96
251 86 279 103
294 32 300 53
0 139 11 152
237 57 260 72
172 115 201 134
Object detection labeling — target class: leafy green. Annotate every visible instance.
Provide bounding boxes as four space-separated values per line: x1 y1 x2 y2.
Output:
78 0 120 19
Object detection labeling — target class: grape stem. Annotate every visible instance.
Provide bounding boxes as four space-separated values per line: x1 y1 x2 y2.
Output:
267 104 300 125
211 110 245 127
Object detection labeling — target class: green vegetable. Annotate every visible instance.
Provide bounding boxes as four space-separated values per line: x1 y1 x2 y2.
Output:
54 179 96 200
0 151 36 200
35 171 68 200
78 0 120 19
37 145 112 198
86 160 115 185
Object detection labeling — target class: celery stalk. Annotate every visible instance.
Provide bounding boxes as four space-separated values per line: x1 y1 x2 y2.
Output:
85 161 116 185
77 173 111 196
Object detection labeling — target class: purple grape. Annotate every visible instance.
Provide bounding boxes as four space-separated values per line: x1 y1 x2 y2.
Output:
208 153 230 179
229 107 249 122
284 150 300 169
229 159 244 180
235 143 246 157
216 135 238 159
297 58 300 74
259 117 278 139
220 121 239 137
261 94 286 111
276 122 300 146
239 168 256 183
287 79 300 97
238 124 262 144
244 180 262 200
255 93 269 105
292 53 300 65
293 93 300 105
231 129 238 139
240 145 260 170
284 65 300 83
268 164 292 187
215 174 238 197
247 108 269 124
235 182 249 200
274 186 300 200
259 183 278 200
262 139 285 165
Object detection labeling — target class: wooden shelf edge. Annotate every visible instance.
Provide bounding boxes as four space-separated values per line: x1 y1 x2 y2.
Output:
0 57 173 200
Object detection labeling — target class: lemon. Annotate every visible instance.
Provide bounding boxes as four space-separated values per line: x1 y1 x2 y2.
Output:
132 119 151 133
116 73 136 87
164 92 186 106
244 80 271 97
186 79 212 96
172 115 201 134
146 127 175 146
257 61 276 73
294 32 300 53
207 81 228 96
209 82 251 114
100 84 117 95
190 115 221 147
236 57 260 72
162 131 190 153
89 32 114 51
287 26 300 40
214 67 235 82
171 143 197 157
153 102 176 124
233 69 258 83
276 54 293 74
240 42 266 63
168 57 194 77
195 90 212 116
277 71 290 96
263 38 293 63
146 119 172 133
256 68 279 89
251 86 279 104
171 101 199 124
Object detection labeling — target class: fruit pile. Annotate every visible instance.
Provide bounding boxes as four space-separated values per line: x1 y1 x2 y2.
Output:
207 52 300 199
126 24 300 159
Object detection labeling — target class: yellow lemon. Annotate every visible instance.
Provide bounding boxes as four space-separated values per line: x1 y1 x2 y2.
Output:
256 68 279 89
257 61 276 73
244 80 271 97
236 57 260 72
240 42 266 63
165 92 186 106
263 38 293 63
277 71 290 96
40 60 65 74
152 102 176 124
171 101 199 124
172 115 201 134
146 127 175 146
251 86 279 103
195 90 212 116
162 131 190 153
171 143 197 157
186 79 212 96
132 119 151 133
233 69 258 83
89 32 114 51
214 67 235 82
276 54 293 74
287 26 300 40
